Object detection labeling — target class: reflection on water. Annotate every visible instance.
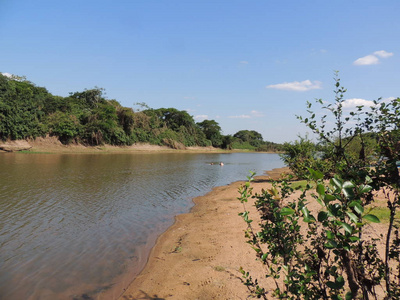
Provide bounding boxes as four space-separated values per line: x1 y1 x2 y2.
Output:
0 152 284 299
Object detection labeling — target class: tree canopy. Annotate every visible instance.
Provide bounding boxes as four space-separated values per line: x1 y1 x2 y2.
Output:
0 74 281 151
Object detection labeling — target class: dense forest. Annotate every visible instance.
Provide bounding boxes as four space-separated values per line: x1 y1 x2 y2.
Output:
0 73 282 151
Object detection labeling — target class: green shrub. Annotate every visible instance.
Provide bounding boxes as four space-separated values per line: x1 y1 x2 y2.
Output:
240 74 400 299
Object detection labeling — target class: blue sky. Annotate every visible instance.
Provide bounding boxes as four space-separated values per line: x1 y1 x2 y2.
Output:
1 0 399 143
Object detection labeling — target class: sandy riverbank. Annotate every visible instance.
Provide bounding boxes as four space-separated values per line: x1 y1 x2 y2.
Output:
25 136 222 153
119 167 291 300
117 165 391 300
1 136 272 154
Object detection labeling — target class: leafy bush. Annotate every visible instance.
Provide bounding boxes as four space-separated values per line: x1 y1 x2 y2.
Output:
280 137 334 179
240 74 400 299
239 171 385 299
47 112 81 144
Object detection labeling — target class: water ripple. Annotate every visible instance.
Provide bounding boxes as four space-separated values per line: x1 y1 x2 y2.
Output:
0 152 284 299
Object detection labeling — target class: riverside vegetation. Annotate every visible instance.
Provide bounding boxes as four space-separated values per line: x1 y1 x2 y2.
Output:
239 74 400 299
0 73 282 152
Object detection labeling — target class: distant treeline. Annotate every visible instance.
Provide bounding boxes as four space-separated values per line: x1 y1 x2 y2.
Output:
0 74 283 151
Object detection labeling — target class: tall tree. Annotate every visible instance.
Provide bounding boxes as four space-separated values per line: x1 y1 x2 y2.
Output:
197 119 223 147
233 130 264 147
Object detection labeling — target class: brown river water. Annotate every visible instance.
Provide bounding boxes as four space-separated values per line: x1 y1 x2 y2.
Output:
0 152 284 300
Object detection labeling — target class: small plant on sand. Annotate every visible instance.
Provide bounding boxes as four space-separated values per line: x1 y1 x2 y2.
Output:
239 171 386 299
239 75 400 299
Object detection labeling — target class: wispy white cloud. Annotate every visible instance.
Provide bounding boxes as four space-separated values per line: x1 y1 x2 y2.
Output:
353 50 393 65
228 110 264 119
374 50 393 58
266 80 322 92
194 115 208 121
343 97 397 110
250 110 264 117
383 96 396 102
228 114 251 119
353 55 379 66
1 72 12 78
184 108 195 113
342 98 374 109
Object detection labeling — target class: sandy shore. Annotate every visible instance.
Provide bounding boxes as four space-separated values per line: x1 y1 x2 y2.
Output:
118 165 391 300
0 137 239 154
1 137 281 155
119 167 291 300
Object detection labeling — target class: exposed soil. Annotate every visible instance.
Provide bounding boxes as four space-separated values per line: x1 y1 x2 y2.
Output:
0 136 223 154
119 167 390 300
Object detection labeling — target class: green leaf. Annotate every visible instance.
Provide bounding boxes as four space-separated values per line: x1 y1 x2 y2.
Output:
301 206 310 218
261 253 268 261
346 211 359 223
316 183 325 196
308 168 324 180
336 276 345 288
345 292 353 300
331 177 343 189
342 186 355 199
318 211 328 222
343 181 355 189
304 216 316 223
339 222 353 234
359 184 372 194
329 203 342 217
280 207 295 216
365 175 372 184
326 276 345 289
349 236 360 242
363 214 380 223
325 240 338 249
324 194 336 202
326 230 335 239
350 201 364 215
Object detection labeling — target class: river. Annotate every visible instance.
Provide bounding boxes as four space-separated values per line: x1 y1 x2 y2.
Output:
0 152 284 300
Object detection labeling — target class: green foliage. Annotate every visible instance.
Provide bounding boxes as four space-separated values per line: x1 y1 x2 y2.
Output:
221 135 235 150
234 130 264 148
240 73 400 299
240 173 385 299
0 73 285 150
0 74 217 147
231 140 256 151
47 111 81 144
197 119 223 147
0 74 49 140
280 136 334 179
231 130 283 152
257 141 284 152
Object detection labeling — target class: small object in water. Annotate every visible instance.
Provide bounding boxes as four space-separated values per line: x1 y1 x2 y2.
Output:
210 162 214 165
219 162 224 166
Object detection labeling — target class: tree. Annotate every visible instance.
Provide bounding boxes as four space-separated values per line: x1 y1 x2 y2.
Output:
197 119 223 147
280 136 333 179
221 134 235 150
0 73 49 140
69 87 106 109
234 130 264 147
47 111 81 144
